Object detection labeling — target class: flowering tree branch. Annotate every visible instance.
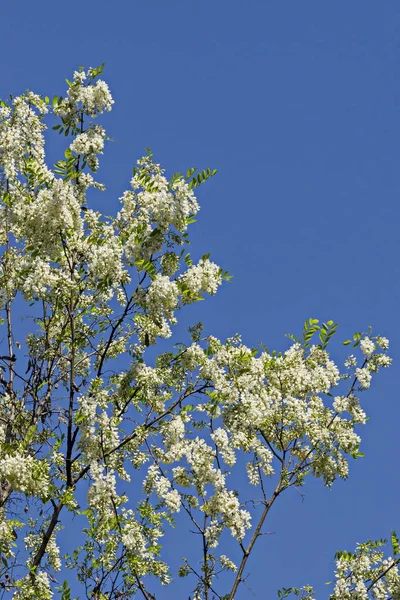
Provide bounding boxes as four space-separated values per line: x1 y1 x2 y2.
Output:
0 65 394 600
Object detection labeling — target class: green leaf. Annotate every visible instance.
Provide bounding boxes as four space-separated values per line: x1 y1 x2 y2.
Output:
60 580 71 600
188 166 217 189
351 451 364 459
391 531 400 555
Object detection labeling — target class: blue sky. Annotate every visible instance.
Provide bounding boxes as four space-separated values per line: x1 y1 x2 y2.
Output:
1 1 399 597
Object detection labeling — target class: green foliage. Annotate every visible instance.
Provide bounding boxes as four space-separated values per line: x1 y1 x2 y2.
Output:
318 320 338 349
302 318 321 348
88 62 105 79
278 587 296 598
188 322 204 342
53 148 78 180
135 258 157 280
188 168 218 189
286 318 338 350
277 586 313 599
343 331 363 348
59 581 71 600
391 530 400 556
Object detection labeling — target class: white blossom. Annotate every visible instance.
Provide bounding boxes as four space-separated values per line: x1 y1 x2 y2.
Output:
0 453 49 498
360 336 375 357
376 336 389 350
219 554 237 571
355 367 372 389
180 258 222 301
70 127 105 155
146 274 179 321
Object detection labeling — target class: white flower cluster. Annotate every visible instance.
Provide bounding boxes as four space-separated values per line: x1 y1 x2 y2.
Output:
18 256 59 300
179 258 222 302
70 126 105 156
135 313 174 345
116 156 201 269
158 424 251 544
191 335 389 487
210 427 236 466
87 225 125 288
360 336 375 357
181 343 207 370
146 274 179 322
0 453 49 498
203 488 251 542
345 355 357 368
121 508 171 584
162 415 186 448
143 464 181 513
12 571 53 599
12 178 82 259
355 367 372 389
219 554 237 572
87 462 119 541
0 508 20 558
331 540 400 599
130 160 199 233
246 462 260 486
333 394 366 424
0 92 50 186
122 513 152 556
78 389 121 467
377 337 389 350
137 331 391 564
131 362 170 412
344 336 391 389
24 530 61 572
56 69 114 118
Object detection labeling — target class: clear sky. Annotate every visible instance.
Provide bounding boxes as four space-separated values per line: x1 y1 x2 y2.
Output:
1 1 399 597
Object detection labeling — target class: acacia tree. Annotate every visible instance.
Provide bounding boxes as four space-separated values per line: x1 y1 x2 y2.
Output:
0 65 397 600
